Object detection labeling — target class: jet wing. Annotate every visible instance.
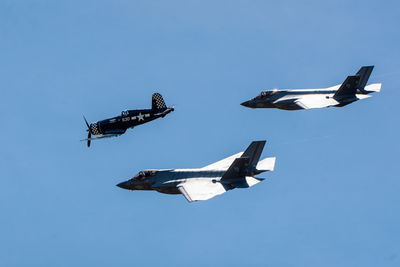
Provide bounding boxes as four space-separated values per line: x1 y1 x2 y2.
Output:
293 95 336 109
178 180 227 202
201 152 243 170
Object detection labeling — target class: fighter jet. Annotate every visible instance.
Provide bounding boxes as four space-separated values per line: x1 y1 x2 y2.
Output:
241 66 381 110
82 93 174 147
117 141 276 202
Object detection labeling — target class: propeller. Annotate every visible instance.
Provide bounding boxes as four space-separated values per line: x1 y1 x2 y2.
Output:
83 115 92 147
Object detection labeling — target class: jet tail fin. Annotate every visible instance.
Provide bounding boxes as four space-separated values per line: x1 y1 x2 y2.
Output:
356 66 374 92
152 93 167 110
333 75 360 99
220 157 250 182
241 141 266 172
334 66 377 98
220 141 270 188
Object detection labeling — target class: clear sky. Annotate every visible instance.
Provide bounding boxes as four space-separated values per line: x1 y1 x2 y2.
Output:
1 0 399 266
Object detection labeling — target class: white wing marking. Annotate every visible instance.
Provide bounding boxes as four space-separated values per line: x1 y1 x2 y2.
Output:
178 180 227 202
294 95 337 109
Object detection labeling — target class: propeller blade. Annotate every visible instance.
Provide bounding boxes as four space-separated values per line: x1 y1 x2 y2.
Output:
83 115 91 132
87 131 91 147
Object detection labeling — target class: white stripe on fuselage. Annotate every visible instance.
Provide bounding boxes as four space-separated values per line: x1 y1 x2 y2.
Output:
151 169 226 186
271 85 372 109
276 84 340 92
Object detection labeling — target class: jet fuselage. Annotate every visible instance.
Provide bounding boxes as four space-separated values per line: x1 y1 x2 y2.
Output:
117 167 268 194
117 169 228 194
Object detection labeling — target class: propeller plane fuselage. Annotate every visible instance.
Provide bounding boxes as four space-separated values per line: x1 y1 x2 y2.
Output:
83 93 174 147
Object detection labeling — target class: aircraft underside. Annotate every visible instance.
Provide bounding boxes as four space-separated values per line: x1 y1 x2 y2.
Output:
154 187 181 195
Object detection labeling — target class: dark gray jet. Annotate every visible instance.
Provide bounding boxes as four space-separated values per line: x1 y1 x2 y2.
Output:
117 141 276 202
241 66 381 110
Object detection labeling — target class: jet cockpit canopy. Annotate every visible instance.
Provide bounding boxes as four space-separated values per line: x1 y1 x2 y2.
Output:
132 170 157 181
254 89 278 99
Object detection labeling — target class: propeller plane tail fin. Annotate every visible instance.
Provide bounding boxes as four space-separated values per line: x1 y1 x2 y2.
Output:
152 93 167 110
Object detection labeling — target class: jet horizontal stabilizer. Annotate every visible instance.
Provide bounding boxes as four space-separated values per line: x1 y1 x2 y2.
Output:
256 157 276 172
364 83 381 93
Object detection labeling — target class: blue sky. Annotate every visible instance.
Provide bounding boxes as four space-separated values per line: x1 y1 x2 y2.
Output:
0 0 399 266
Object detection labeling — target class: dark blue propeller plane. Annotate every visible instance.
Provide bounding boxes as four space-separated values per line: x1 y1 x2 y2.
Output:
82 93 174 147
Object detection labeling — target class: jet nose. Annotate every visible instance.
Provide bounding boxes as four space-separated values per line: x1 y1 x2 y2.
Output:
241 100 252 107
116 181 131 190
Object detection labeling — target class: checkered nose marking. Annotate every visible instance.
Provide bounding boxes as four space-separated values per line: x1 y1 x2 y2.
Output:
90 122 100 135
